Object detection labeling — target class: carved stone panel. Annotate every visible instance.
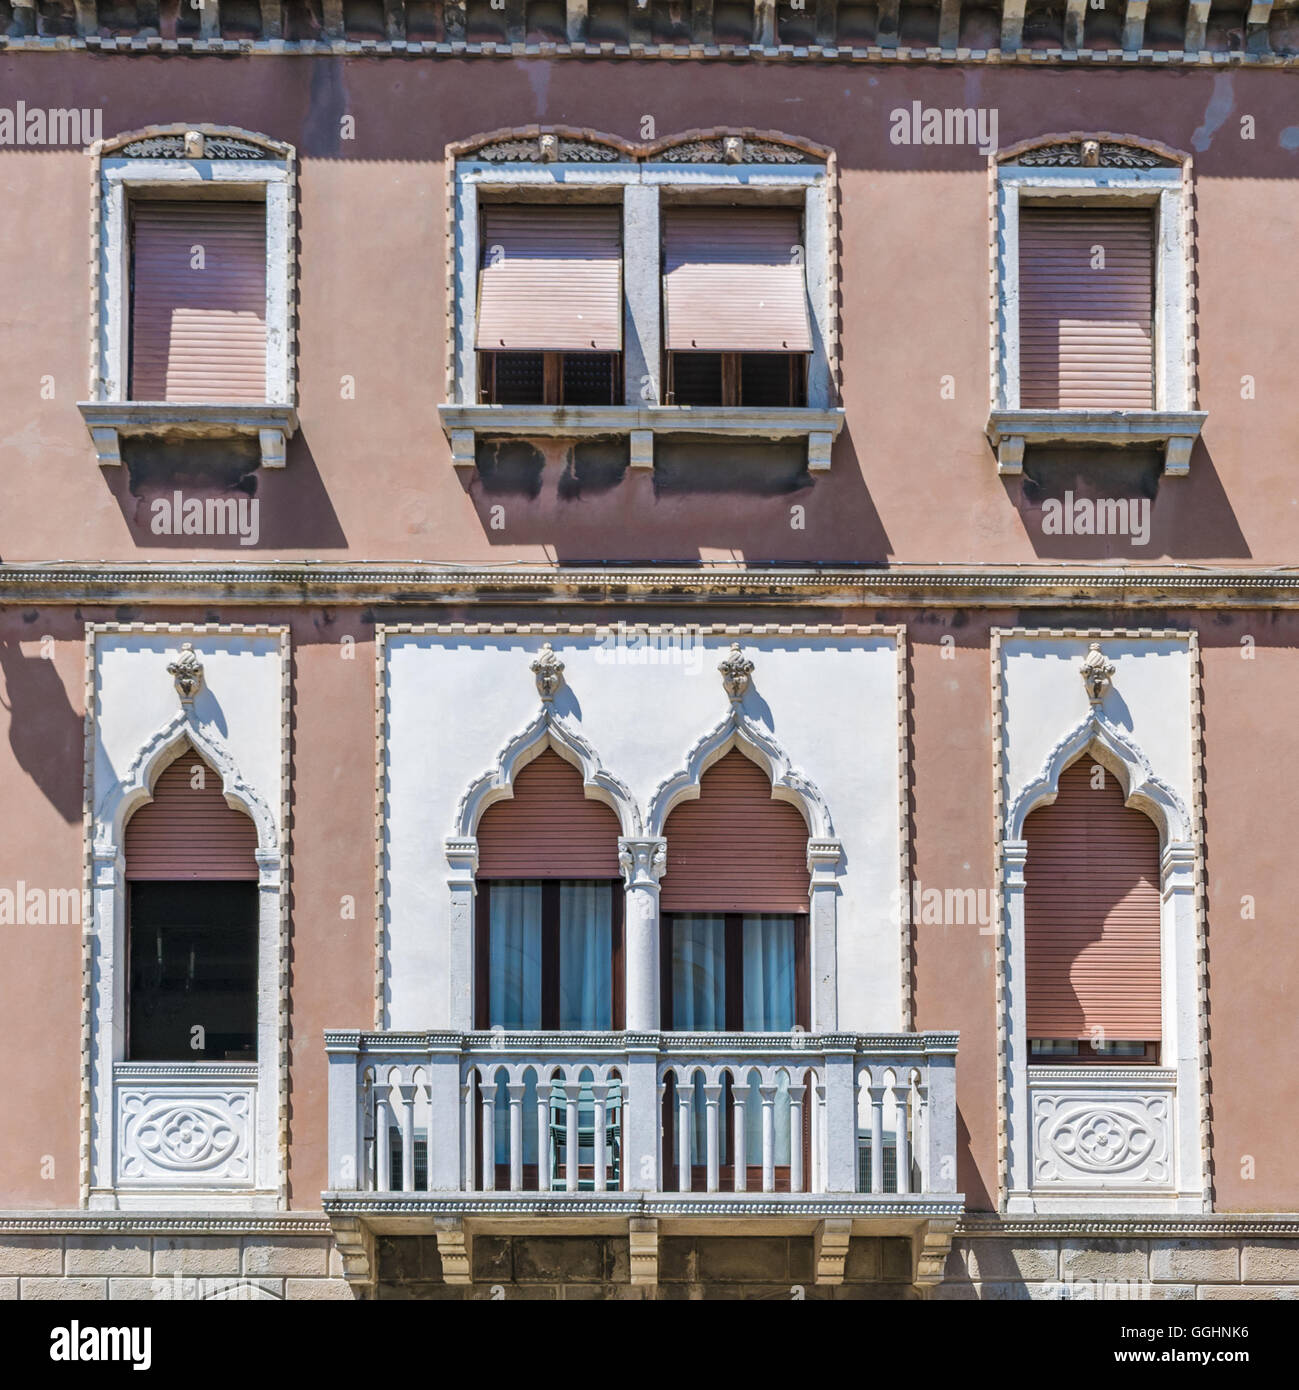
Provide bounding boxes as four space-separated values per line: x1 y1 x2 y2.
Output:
116 1080 256 1187
1030 1075 1174 1189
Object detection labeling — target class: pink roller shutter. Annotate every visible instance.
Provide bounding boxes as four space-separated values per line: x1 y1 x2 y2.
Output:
476 206 623 351
129 201 268 404
1024 759 1162 1040
476 749 622 878
1018 206 1154 409
125 751 259 881
663 208 812 353
660 751 810 913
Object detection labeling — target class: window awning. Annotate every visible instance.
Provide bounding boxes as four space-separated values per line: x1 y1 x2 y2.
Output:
476 205 623 353
663 207 812 354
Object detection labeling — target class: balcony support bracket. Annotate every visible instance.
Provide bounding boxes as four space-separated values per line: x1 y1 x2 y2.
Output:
435 1216 474 1284
328 1214 376 1298
629 1217 659 1287
912 1216 960 1287
812 1217 853 1284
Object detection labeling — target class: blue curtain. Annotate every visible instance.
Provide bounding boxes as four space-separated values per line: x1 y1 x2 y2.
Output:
559 881 612 1030
671 915 726 1030
488 882 542 1028
742 915 796 1030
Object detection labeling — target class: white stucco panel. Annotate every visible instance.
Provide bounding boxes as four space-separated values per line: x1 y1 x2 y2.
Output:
382 628 905 1033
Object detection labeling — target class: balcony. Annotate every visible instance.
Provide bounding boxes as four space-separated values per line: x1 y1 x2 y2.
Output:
322 1029 961 1292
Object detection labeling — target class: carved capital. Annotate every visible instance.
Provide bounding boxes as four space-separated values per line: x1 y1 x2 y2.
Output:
619 837 667 888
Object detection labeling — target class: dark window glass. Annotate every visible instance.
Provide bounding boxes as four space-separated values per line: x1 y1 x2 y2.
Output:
741 352 805 408
670 352 723 405
488 351 545 404
128 882 258 1061
561 352 616 405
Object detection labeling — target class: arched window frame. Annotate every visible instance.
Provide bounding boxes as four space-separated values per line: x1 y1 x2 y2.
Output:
85 627 288 1211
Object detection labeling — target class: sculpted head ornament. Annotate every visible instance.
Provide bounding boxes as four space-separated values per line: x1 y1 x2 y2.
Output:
531 642 565 702
719 643 754 703
1080 642 1116 705
167 643 204 704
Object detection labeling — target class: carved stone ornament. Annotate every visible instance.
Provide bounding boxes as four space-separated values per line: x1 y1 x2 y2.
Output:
530 642 565 702
167 642 204 704
1013 140 1173 170
1079 642 1116 705
116 133 268 160
659 137 812 165
718 643 755 702
474 136 624 164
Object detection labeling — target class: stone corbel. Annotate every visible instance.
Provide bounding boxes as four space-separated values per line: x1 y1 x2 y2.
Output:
328 1215 375 1297
435 1216 473 1285
812 1217 853 1284
629 1217 658 1287
912 1217 959 1287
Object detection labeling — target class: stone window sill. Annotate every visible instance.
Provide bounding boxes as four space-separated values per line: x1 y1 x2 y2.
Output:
438 403 846 472
987 409 1207 477
78 402 299 469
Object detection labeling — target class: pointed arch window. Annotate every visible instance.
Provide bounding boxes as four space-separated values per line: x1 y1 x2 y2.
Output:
124 746 259 1061
1023 757 1162 1064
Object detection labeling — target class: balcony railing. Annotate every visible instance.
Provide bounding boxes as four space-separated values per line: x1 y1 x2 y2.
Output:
324 1030 959 1205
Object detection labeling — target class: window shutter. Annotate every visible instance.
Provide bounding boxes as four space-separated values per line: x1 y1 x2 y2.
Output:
125 750 259 881
476 749 622 878
476 206 623 352
129 201 268 404
662 208 812 353
1024 759 1162 1040
660 751 810 913
1018 206 1154 409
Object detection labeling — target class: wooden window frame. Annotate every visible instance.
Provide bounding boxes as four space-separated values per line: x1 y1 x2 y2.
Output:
477 349 622 406
664 350 808 408
473 878 625 1031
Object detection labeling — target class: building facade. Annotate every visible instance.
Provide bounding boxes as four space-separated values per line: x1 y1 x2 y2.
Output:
1 1 1298 1301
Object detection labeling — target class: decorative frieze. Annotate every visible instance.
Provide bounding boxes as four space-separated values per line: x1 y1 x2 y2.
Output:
116 1085 255 1187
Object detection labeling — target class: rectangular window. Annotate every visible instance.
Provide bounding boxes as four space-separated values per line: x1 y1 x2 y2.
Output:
129 199 268 404
662 206 811 406
476 879 623 1030
127 881 259 1061
662 913 808 1031
1018 205 1155 410
476 204 622 405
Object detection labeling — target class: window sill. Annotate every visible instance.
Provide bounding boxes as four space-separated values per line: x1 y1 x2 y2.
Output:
987 409 1207 477
77 402 299 470
438 403 846 472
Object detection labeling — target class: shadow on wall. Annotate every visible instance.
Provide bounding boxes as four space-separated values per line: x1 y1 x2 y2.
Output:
461 426 892 564
1011 439 1250 560
104 430 348 551
0 635 84 824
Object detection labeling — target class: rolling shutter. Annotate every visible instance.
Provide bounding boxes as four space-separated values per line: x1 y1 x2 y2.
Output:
125 749 259 881
660 750 810 913
476 206 623 352
1024 759 1162 1040
1018 206 1154 409
129 200 268 404
476 749 622 878
663 208 812 353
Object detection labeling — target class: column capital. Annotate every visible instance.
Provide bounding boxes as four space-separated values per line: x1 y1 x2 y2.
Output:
807 837 843 878
444 836 479 884
619 836 667 888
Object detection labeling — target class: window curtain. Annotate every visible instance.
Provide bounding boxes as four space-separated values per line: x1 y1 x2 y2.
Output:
671 915 726 1030
743 916 796 1165
559 881 612 1030
742 915 796 1030
493 1072 540 1168
488 882 542 1029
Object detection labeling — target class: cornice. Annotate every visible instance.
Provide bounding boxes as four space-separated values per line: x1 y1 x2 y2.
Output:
322 1193 966 1219
957 1214 1299 1238
8 564 1299 609
2 36 1299 69
0 1211 332 1235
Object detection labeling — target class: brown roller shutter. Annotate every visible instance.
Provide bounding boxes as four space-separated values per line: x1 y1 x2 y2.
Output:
1024 759 1162 1040
125 749 259 881
476 749 622 878
129 200 268 404
1018 206 1154 409
663 208 812 353
660 751 810 913
476 206 622 352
